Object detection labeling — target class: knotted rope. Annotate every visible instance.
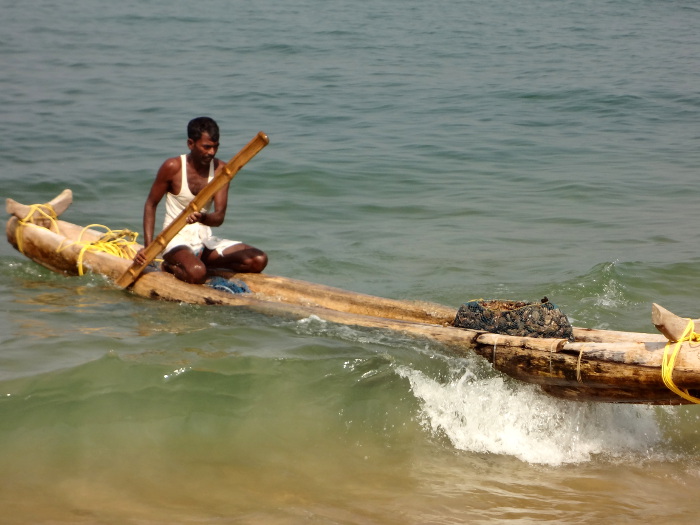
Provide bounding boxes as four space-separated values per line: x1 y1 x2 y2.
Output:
661 319 700 404
15 204 139 276
68 225 140 276
15 203 59 253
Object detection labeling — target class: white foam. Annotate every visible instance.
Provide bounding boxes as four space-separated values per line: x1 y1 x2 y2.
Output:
397 364 664 465
163 366 191 381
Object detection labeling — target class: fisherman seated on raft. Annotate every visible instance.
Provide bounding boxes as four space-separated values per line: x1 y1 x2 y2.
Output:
134 117 268 284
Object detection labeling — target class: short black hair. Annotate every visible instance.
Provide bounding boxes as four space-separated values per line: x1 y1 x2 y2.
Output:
187 117 220 142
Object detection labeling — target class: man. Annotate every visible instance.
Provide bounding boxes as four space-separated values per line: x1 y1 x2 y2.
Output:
134 117 267 284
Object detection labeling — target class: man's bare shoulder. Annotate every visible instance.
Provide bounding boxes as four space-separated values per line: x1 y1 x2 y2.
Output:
156 156 184 179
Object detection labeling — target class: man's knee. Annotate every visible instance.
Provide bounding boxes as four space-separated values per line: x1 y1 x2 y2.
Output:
185 261 208 284
249 252 268 273
171 260 207 284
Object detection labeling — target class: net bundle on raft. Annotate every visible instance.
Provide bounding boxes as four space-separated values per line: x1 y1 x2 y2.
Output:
452 297 574 341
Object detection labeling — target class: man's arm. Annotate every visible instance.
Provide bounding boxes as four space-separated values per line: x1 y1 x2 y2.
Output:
205 182 229 227
135 158 178 264
196 158 229 227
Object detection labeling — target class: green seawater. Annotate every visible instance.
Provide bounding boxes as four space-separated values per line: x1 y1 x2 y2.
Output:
2 0 700 522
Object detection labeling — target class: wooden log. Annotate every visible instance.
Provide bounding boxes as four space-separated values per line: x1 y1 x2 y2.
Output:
121 273 700 404
221 272 669 345
118 270 700 402
9 190 700 404
210 270 457 326
571 326 666 344
6 189 73 229
6 217 131 279
3 190 671 343
466 338 700 400
540 384 693 405
652 302 700 342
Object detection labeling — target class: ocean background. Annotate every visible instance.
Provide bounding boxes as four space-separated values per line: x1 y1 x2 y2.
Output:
2 0 700 522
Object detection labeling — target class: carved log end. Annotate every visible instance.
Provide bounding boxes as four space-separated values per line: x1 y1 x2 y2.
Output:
652 303 697 342
5 189 73 220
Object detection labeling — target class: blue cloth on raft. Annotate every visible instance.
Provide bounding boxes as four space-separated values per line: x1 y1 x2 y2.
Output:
206 276 251 294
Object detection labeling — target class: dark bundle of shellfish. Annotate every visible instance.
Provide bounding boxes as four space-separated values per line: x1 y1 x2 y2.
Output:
452 298 574 341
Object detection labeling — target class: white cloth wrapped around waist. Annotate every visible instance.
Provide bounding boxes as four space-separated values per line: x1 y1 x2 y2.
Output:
163 222 241 257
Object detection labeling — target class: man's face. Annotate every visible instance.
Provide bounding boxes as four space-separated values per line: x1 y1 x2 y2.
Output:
188 132 219 166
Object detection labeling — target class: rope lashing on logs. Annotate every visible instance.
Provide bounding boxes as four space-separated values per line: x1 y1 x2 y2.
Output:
662 319 700 404
68 225 140 276
576 346 587 383
16 204 140 276
15 203 59 253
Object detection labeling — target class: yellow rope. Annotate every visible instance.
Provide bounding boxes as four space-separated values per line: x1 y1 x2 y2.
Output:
15 202 145 276
15 203 59 254
661 319 700 404
71 224 140 276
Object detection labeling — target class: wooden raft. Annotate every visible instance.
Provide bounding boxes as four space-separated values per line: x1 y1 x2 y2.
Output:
6 189 700 405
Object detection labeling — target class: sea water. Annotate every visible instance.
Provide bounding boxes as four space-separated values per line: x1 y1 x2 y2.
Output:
2 0 700 522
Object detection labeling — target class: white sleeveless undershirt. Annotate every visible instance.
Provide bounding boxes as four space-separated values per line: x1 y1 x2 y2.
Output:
163 154 215 229
161 154 240 256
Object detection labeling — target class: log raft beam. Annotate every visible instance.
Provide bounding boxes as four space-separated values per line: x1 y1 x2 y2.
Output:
652 303 700 342
7 190 700 405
